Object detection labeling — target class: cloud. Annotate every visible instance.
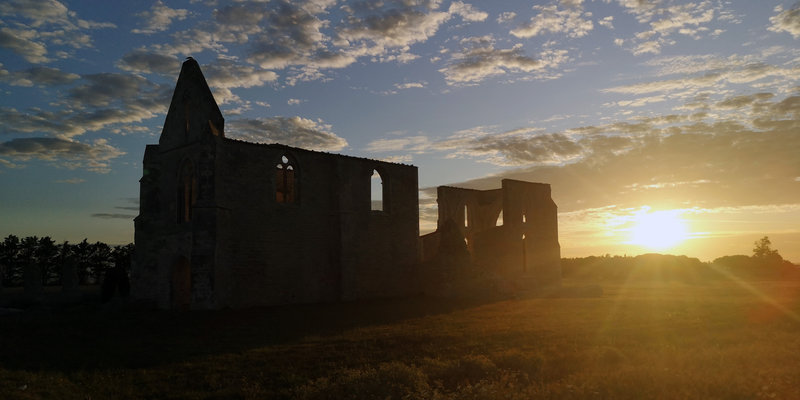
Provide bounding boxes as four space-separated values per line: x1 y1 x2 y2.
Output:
366 136 431 153
287 98 305 105
434 127 585 166
768 4 800 38
0 71 169 141
439 37 569 85
0 107 84 137
0 65 79 87
0 158 22 169
598 16 614 29
129 0 485 85
202 59 279 102
0 27 49 63
613 0 721 56
497 11 517 24
69 73 158 108
335 0 486 63
227 116 348 151
430 93 800 213
0 137 125 173
448 1 489 22
117 50 182 76
54 178 85 184
440 44 537 84
242 1 333 69
602 59 797 98
0 0 115 62
394 81 426 89
91 213 135 219
132 1 190 34
510 4 593 39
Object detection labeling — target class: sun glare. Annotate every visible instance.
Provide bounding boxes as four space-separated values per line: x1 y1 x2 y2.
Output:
628 208 688 250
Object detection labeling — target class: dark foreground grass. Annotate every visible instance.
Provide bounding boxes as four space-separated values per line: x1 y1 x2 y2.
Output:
2 279 800 399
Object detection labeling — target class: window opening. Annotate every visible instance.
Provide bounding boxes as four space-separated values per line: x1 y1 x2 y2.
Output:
496 209 504 226
371 169 383 211
177 160 197 223
208 120 221 136
521 233 528 273
522 213 527 224
464 204 469 227
276 155 296 203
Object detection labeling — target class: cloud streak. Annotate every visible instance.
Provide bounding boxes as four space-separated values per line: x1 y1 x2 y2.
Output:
0 137 124 173
227 116 348 151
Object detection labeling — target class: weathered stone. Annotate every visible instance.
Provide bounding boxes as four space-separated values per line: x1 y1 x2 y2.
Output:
421 180 561 289
132 59 420 309
132 58 560 309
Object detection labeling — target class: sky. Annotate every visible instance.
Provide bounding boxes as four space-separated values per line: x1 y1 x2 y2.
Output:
0 0 798 262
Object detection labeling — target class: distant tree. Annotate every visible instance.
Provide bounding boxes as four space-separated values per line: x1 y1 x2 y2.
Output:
73 239 93 285
752 236 782 262
89 241 113 284
36 236 60 285
0 235 22 287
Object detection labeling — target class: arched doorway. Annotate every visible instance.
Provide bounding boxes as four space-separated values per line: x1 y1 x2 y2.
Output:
171 256 191 310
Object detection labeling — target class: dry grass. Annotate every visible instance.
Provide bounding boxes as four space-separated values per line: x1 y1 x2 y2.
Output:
2 279 800 399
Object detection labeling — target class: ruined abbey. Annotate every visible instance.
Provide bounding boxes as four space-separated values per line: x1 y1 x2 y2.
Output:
131 59 560 309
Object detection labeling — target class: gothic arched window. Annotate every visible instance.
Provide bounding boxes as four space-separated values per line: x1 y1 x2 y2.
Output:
371 169 383 211
276 155 297 204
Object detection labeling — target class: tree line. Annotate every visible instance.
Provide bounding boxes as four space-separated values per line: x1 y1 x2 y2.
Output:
0 235 133 288
562 236 798 282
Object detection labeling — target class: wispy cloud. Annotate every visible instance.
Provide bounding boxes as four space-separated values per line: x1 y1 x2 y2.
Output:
91 213 135 219
54 178 85 184
768 4 800 38
510 4 594 39
0 65 79 87
227 116 347 151
131 1 190 34
0 137 124 173
0 0 115 63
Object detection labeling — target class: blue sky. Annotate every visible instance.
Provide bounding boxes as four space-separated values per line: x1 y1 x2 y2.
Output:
1 0 798 261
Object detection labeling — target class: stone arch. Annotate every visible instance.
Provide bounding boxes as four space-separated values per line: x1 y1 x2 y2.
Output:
371 168 384 211
171 256 191 310
275 153 298 204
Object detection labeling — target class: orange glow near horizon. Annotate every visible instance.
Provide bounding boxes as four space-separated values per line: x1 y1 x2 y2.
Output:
627 207 689 251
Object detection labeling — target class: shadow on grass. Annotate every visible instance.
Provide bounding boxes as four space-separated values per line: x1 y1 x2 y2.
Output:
0 290 511 373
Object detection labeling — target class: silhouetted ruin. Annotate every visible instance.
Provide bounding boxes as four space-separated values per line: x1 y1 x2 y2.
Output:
421 182 561 287
132 59 560 309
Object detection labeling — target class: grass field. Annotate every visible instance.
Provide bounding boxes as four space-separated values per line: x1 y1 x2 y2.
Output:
2 278 799 399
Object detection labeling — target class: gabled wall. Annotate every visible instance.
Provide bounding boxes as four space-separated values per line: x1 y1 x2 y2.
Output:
424 179 562 287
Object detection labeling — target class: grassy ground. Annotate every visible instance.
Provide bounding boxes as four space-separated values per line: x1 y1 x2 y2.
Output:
1 279 799 399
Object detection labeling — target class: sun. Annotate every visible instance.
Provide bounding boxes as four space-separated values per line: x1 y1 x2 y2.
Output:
628 208 688 250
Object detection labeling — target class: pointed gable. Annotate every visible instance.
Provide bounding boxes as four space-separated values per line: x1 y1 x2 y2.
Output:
159 57 225 150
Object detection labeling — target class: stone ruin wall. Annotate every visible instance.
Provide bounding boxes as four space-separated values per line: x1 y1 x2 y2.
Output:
421 179 561 288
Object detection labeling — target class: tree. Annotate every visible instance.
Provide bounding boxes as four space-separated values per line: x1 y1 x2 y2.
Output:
36 236 59 285
0 235 21 287
752 236 781 261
